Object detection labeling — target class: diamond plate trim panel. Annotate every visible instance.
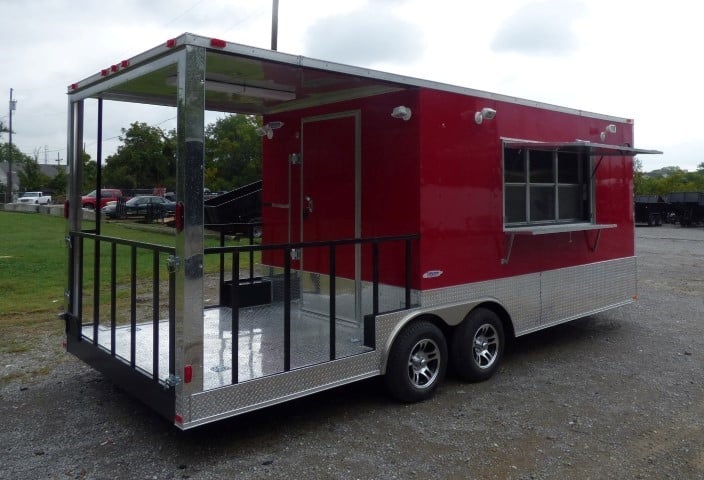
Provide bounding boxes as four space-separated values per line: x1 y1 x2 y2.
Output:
187 351 379 427
407 257 635 337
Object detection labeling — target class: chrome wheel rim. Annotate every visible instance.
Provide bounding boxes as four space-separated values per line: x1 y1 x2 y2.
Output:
473 323 499 369
407 338 441 389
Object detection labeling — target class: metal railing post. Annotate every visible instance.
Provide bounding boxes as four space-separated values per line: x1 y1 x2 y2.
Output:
329 244 336 360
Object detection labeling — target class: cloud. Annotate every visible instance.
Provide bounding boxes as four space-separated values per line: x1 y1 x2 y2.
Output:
303 6 424 66
491 0 585 56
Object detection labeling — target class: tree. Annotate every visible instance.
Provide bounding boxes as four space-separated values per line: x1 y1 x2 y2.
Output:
204 115 262 191
633 158 644 194
17 157 51 191
0 142 30 164
82 151 97 193
49 165 68 196
103 122 175 190
636 165 704 196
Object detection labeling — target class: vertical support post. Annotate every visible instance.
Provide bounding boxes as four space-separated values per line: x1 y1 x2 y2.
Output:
67 99 84 332
230 250 239 385
66 233 74 334
372 241 380 316
92 238 100 345
329 244 336 360
168 266 176 379
284 247 291 371
77 236 84 340
110 242 117 355
130 246 137 367
219 230 225 305
153 250 160 383
405 239 412 309
95 99 103 234
174 45 207 410
249 227 255 280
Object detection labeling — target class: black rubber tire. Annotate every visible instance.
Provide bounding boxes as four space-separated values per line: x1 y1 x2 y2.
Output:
385 321 447 403
451 308 505 382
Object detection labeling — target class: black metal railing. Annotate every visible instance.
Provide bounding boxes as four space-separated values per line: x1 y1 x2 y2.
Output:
204 233 419 385
69 231 176 385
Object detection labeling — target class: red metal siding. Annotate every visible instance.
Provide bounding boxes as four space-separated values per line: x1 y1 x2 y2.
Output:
262 86 635 292
417 89 635 290
261 89 421 286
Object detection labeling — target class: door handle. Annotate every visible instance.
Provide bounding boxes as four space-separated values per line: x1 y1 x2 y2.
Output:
304 195 314 218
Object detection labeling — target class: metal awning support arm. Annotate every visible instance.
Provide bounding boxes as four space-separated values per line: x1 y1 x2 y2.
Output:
501 232 516 265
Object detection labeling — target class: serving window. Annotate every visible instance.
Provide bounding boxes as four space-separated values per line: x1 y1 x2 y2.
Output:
503 146 590 226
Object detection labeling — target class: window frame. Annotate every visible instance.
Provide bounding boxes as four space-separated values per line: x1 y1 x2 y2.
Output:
502 143 593 228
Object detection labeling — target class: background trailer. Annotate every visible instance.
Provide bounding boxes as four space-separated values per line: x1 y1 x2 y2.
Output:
62 33 659 429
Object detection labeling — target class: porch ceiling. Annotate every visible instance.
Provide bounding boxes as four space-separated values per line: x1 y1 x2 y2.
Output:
97 50 405 115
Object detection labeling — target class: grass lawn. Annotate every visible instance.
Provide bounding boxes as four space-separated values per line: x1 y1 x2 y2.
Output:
0 211 258 367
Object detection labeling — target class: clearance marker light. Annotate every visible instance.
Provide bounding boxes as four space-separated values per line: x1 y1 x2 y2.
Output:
210 38 227 48
166 38 177 48
184 365 193 383
175 414 183 425
121 60 130 68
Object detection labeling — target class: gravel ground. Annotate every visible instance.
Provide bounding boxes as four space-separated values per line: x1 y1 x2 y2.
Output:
1 225 703 480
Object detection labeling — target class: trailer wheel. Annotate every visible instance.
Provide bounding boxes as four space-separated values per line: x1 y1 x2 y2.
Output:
451 308 504 382
385 321 447 403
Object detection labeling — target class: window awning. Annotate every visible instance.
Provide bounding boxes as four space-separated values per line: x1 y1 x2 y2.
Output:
503 140 662 156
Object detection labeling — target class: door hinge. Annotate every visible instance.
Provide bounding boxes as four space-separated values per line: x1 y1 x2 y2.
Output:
64 235 72 248
167 255 181 273
165 374 182 387
290 248 301 260
289 153 301 165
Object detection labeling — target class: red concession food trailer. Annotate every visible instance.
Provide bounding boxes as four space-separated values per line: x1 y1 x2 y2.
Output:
62 33 660 429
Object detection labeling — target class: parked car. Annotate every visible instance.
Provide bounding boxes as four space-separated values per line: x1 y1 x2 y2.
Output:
17 191 52 205
82 188 124 210
102 195 176 219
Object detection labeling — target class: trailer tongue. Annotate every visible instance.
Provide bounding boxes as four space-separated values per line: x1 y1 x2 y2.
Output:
63 33 660 429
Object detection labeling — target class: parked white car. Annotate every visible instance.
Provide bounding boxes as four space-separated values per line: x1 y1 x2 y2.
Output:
17 191 53 205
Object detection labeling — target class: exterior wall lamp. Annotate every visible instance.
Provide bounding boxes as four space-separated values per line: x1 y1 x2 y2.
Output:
475 107 497 125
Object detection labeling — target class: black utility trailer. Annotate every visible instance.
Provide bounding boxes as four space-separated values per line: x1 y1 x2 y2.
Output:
204 180 262 238
634 195 666 226
665 192 704 226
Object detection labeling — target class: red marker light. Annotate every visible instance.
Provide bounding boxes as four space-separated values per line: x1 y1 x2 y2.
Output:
121 60 130 68
184 365 193 383
166 38 177 48
110 64 119 73
100 69 109 76
175 414 183 425
210 38 227 48
70 83 78 90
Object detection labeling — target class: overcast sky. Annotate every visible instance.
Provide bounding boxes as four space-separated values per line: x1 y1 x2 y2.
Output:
1 0 701 171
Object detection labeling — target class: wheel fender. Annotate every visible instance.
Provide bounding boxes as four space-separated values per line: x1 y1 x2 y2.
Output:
380 297 510 373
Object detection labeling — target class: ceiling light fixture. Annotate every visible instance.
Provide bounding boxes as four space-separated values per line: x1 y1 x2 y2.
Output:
165 76 295 101
256 121 285 139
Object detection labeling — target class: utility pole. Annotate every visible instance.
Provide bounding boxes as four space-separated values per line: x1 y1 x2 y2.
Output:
271 0 279 51
7 88 15 203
